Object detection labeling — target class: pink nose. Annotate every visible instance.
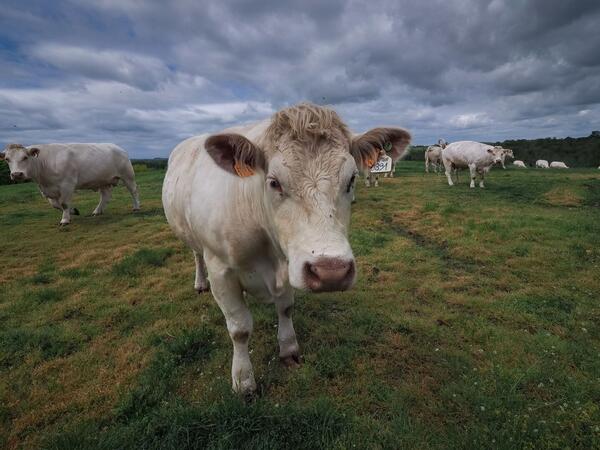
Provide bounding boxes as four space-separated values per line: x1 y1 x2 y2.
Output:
304 258 355 292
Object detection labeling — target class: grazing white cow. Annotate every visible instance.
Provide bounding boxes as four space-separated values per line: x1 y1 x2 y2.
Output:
425 139 447 173
513 160 527 168
536 159 549 169
500 148 514 169
442 141 504 188
162 103 410 395
0 143 140 225
550 161 569 169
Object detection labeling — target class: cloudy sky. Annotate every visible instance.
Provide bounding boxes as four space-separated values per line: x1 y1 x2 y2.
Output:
1 0 599 158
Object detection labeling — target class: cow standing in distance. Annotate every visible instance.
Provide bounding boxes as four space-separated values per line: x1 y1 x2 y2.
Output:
513 160 527 168
536 159 550 168
0 143 140 225
500 148 514 169
425 138 447 173
550 161 569 169
162 103 411 395
442 141 504 188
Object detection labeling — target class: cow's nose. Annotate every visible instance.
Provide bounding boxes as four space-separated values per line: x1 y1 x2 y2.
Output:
11 172 24 180
304 258 355 292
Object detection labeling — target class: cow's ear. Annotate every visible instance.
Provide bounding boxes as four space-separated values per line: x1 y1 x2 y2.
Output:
351 127 411 170
0 152 5 161
205 133 266 177
27 147 40 157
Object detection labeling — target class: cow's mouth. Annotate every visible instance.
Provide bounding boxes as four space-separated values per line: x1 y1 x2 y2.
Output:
303 258 356 292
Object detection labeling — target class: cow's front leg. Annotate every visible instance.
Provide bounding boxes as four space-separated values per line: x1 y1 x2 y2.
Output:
469 164 477 188
443 159 454 186
389 162 395 177
193 249 209 293
374 174 379 187
479 169 486 188
274 287 300 368
207 257 255 395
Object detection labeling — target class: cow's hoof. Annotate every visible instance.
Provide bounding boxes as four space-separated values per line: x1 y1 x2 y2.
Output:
92 211 102 216
195 285 210 294
132 207 141 212
280 353 301 368
59 222 70 227
73 208 80 216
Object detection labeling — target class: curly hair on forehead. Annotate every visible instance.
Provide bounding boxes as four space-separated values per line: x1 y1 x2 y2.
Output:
5 143 26 150
263 103 352 149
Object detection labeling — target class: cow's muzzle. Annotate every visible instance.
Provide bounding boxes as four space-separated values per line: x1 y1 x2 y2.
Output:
304 258 355 292
10 172 25 181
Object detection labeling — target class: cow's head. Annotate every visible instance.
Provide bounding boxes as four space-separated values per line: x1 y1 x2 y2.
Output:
437 138 448 149
487 146 505 165
502 148 514 159
0 144 40 181
206 104 410 292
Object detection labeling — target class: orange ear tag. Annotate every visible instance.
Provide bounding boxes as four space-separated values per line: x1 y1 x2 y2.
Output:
234 161 255 177
366 157 375 168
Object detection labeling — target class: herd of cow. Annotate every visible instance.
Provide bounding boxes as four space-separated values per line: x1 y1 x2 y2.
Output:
0 103 590 395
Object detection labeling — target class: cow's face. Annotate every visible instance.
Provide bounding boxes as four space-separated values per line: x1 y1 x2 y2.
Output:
487 147 505 164
0 145 39 181
206 124 410 293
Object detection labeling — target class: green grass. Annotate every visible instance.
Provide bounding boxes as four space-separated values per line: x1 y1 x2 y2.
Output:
1 164 599 449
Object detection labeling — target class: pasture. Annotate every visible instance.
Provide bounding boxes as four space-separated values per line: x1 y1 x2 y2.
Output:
1 162 599 449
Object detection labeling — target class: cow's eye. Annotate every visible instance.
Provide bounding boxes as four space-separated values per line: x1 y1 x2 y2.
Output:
268 178 282 193
346 174 356 193
22 156 28 161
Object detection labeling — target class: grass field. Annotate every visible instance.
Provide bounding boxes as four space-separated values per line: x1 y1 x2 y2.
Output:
1 162 599 449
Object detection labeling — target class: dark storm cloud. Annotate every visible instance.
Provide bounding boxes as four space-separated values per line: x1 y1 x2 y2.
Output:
1 0 599 156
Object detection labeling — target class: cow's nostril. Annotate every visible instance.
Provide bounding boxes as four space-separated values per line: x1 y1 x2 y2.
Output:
304 258 355 292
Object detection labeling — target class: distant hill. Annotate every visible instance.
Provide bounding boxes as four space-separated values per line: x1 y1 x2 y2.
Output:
406 131 600 168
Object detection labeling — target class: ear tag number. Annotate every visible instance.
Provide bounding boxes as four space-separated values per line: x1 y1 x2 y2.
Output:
234 162 255 177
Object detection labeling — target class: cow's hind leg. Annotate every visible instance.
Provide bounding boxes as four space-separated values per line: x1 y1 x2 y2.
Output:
274 286 300 368
92 187 112 215
122 176 140 211
206 254 255 395
193 250 209 293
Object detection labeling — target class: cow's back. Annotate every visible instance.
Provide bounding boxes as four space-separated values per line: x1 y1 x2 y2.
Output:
443 141 491 167
30 143 134 189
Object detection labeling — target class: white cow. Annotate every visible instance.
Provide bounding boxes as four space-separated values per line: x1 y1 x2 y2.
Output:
536 159 549 169
162 103 410 395
500 148 514 169
425 139 447 173
0 143 140 225
550 161 569 169
513 160 527 168
442 141 504 188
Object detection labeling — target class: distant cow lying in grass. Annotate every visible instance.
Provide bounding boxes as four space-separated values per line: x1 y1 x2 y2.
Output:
1 143 140 225
513 160 527 168
550 161 569 169
442 141 504 188
162 103 411 395
536 159 549 169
